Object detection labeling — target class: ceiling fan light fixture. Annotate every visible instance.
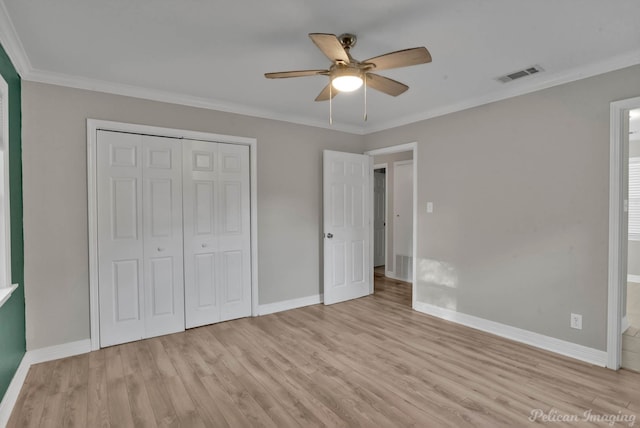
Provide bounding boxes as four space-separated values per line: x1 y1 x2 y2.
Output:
331 68 363 92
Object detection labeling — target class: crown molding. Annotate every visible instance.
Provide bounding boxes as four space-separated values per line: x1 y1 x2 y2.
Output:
23 49 640 137
25 68 366 134
363 49 640 134
0 0 31 75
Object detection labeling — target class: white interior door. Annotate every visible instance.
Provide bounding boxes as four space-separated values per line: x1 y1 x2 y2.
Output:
183 140 251 328
323 150 371 305
393 161 413 281
142 136 185 339
374 169 386 267
97 131 184 347
97 131 145 347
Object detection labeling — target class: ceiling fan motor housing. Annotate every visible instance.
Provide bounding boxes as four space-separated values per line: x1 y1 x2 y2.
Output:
338 33 357 50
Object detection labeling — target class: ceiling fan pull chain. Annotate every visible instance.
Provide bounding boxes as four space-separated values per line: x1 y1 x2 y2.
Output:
329 84 333 125
364 73 368 122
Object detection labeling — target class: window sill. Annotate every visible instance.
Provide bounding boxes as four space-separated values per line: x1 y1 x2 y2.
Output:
0 283 18 309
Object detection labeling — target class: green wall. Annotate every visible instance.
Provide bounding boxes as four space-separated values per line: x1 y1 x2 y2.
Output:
0 42 25 402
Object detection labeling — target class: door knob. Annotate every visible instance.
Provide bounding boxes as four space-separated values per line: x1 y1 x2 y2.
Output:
327 233 333 239
201 243 208 248
157 247 164 252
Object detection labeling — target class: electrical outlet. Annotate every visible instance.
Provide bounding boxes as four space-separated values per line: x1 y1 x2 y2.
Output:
570 313 582 330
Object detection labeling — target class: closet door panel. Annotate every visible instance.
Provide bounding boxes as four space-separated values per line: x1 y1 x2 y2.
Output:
218 144 251 322
142 136 185 338
183 140 221 328
194 252 217 307
97 131 145 347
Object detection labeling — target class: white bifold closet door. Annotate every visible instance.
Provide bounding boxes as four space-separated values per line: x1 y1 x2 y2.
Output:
183 140 251 328
97 131 185 347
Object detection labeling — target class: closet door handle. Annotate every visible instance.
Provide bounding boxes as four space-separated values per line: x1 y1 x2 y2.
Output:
157 247 164 252
201 243 208 248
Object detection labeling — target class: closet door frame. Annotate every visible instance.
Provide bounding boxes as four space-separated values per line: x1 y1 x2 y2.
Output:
87 119 258 351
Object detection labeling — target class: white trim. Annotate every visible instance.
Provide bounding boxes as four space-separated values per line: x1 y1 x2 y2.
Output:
0 339 91 427
415 302 607 367
257 294 324 316
0 1 32 76
363 49 640 134
0 283 18 308
0 73 12 294
366 143 418 308
622 316 630 333
26 339 91 365
367 143 416 156
607 96 640 370
383 271 405 282
628 274 640 283
250 137 259 319
15 55 640 138
86 119 258 350
373 163 388 273
0 354 29 427
27 69 364 135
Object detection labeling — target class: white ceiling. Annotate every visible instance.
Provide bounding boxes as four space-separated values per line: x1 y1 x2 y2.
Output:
1 0 639 134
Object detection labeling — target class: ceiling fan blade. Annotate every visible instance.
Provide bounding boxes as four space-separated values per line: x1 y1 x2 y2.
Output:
366 73 409 97
364 47 432 71
309 33 350 64
315 84 338 102
265 69 328 79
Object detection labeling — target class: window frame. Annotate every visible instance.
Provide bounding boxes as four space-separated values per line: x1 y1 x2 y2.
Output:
0 72 16 308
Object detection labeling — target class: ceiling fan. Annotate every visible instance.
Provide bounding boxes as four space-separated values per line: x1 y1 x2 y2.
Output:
265 33 432 102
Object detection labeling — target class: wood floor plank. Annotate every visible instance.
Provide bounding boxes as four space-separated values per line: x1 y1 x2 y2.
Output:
104 347 135 428
38 392 65 428
86 351 110 428
162 375 208 428
160 335 234 427
7 363 53 428
9 275 640 427
61 383 88 428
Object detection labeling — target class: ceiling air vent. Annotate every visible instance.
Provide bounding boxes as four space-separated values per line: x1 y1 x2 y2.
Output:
497 65 543 83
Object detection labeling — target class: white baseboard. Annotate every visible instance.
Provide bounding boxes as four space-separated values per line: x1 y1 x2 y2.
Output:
622 316 630 333
258 294 323 316
0 339 91 426
27 339 91 365
384 271 412 282
0 354 30 427
627 274 640 283
414 302 607 367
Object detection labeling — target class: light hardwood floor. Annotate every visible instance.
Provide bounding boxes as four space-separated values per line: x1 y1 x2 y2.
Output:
9 276 640 427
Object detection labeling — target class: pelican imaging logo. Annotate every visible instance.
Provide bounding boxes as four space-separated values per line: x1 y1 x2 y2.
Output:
528 409 636 426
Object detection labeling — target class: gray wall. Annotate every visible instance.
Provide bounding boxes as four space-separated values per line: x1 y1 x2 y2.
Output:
21 81 364 350
373 151 413 272
629 139 640 278
365 64 640 351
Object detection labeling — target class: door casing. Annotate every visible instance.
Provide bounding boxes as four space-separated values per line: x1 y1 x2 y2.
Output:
373 163 388 269
607 96 640 369
365 142 418 308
